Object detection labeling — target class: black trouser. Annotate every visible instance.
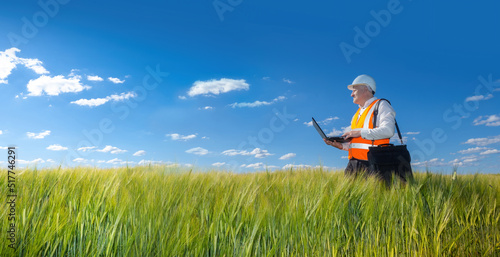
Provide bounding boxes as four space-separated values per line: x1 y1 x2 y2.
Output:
344 159 372 176
345 158 395 186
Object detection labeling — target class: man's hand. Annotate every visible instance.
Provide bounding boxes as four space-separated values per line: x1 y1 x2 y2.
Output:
343 130 361 139
324 138 343 150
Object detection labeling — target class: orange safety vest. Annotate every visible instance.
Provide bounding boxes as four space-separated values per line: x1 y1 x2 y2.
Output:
348 99 390 160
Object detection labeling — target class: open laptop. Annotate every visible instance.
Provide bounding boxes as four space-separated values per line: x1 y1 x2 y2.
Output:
312 117 351 143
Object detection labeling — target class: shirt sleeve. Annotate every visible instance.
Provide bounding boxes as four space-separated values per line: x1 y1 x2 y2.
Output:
360 100 396 140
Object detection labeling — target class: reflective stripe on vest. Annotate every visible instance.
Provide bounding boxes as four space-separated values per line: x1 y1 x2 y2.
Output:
349 143 371 150
348 99 390 160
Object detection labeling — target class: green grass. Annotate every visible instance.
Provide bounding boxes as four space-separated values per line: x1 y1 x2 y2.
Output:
1 166 499 256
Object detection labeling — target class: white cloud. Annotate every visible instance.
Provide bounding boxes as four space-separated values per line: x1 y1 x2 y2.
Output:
69 69 79 77
449 159 464 166
138 160 167 165
449 155 484 167
15 93 27 100
96 145 127 154
71 98 108 107
262 77 270 80
463 135 500 146
406 132 420 135
305 117 339 127
0 48 49 84
249 148 273 158
17 158 46 165
71 91 137 107
47 144 68 151
412 158 447 167
136 161 191 168
229 96 286 108
480 149 500 155
283 78 294 84
178 96 187 100
0 48 20 81
186 147 209 155
279 153 296 160
133 150 146 156
322 117 339 124
77 146 97 152
473 115 500 127
27 130 51 139
326 128 343 137
18 57 49 74
283 164 337 170
73 158 87 163
87 75 103 81
107 158 127 164
199 106 214 110
0 130 2 135
166 133 197 141
222 149 244 156
108 92 136 101
27 75 90 96
461 157 479 163
187 78 249 97
282 164 312 170
222 148 273 158
465 94 493 102
241 162 265 169
212 162 226 167
458 147 489 154
108 77 125 84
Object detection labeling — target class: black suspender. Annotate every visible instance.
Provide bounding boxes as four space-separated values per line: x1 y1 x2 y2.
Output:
373 98 404 145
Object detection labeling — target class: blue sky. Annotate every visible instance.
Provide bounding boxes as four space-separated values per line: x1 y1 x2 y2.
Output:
1 0 499 173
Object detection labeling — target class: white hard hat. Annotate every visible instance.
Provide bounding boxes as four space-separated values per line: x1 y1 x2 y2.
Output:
347 74 376 93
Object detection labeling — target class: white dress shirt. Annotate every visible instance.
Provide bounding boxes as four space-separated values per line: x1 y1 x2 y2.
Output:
342 97 396 150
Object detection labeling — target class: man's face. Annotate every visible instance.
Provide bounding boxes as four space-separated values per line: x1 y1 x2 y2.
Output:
350 85 369 105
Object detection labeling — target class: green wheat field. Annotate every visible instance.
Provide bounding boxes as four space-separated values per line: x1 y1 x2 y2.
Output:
1 166 499 256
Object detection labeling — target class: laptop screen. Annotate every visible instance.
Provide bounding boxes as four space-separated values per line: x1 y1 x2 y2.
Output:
312 117 327 139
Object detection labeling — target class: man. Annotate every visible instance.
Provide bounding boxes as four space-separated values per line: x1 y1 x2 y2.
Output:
324 74 396 176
